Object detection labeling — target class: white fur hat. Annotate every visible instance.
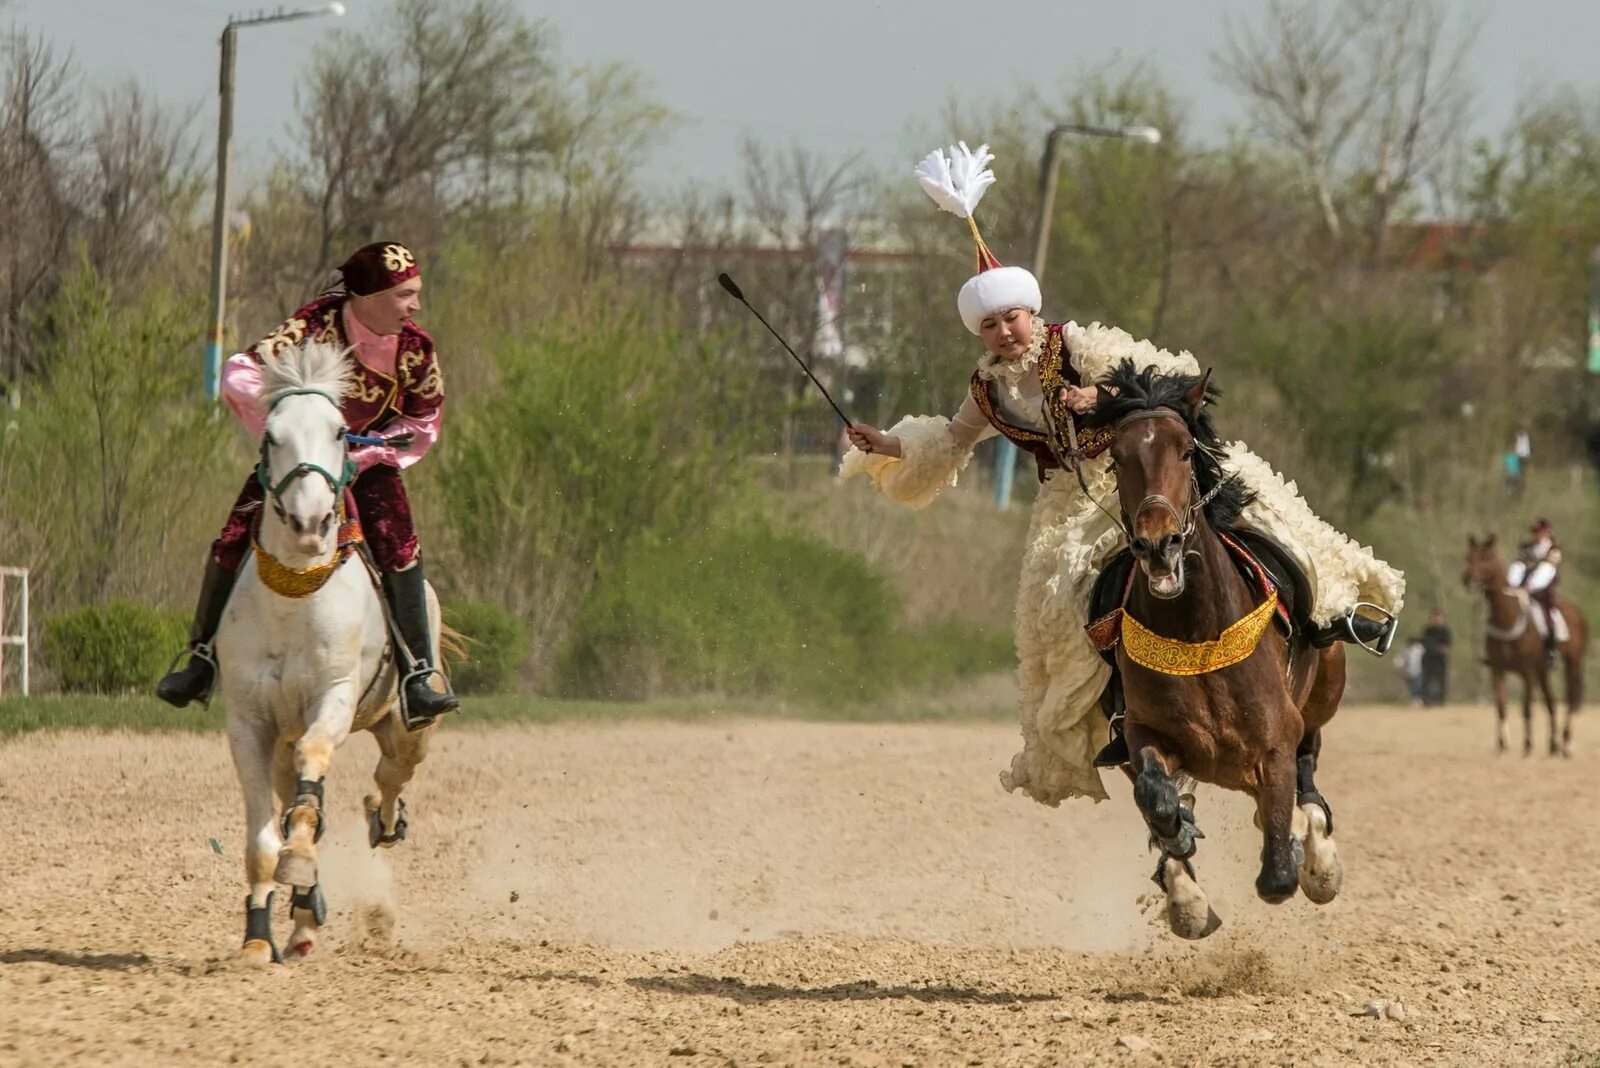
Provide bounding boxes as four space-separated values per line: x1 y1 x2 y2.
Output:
956 264 1041 335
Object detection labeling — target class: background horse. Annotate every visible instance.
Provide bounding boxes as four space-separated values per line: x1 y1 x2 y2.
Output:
215 339 443 963
1463 535 1586 757
1086 363 1346 939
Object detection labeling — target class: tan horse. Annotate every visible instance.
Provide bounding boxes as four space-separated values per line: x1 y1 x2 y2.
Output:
1463 535 1587 757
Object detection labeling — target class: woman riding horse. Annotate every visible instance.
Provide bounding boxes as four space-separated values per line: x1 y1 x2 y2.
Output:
843 143 1404 806
156 240 458 722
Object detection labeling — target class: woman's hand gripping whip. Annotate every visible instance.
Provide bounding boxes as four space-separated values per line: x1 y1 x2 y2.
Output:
717 272 853 427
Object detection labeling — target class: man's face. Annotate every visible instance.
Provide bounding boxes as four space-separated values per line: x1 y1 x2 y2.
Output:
351 278 423 336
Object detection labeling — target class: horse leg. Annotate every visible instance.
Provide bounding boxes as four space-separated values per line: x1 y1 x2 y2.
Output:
264 741 324 960
1491 671 1508 754
274 687 356 892
1132 745 1220 940
1538 668 1561 757
1253 747 1301 905
1293 730 1342 905
1563 646 1582 757
365 707 434 849
1520 672 1535 758
227 718 283 965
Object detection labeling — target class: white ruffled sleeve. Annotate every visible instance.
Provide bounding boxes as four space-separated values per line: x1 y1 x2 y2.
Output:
840 397 991 509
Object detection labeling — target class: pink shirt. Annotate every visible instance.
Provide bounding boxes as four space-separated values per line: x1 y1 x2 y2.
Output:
220 304 441 473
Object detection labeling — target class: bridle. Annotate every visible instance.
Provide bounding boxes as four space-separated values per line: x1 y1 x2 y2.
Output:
255 388 357 520
1046 403 1224 548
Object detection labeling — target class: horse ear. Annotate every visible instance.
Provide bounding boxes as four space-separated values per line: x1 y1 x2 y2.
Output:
1468 534 1479 549
1185 369 1212 415
1485 533 1497 548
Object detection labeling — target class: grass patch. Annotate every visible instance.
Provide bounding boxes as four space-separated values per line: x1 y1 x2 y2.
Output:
0 674 1016 739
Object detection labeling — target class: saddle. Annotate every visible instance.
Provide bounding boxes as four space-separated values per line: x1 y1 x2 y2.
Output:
1085 527 1313 722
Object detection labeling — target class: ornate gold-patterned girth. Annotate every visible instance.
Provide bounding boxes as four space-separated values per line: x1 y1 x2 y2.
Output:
1120 589 1280 676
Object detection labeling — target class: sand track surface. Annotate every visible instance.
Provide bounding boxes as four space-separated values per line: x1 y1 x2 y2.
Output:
2 705 1597 1066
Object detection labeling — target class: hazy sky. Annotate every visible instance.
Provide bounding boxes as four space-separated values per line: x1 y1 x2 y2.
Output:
13 0 1600 195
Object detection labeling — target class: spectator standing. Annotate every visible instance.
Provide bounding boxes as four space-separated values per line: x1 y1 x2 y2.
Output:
1421 610 1452 707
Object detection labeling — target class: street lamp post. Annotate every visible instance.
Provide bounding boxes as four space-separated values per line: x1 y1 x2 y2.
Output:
993 123 1162 510
205 3 347 402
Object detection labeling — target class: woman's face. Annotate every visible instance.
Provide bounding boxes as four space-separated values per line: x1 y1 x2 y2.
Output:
979 307 1034 359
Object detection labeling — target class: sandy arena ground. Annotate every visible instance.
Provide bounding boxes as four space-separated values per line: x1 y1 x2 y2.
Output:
1 703 1598 1067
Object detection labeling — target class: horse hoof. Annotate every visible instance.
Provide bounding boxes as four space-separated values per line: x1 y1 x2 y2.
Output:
289 938 315 959
274 851 317 887
239 939 279 966
1297 805 1343 905
1159 857 1222 940
366 796 408 849
1169 901 1223 940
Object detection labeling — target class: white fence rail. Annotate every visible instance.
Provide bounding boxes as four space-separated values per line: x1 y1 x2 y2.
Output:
1 566 29 697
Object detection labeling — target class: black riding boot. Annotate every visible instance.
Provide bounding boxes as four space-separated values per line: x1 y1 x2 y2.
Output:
155 559 239 707
380 561 460 724
1309 609 1397 656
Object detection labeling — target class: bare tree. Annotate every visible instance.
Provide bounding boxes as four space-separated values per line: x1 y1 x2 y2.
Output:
78 81 201 282
1350 0 1475 262
1216 0 1475 262
295 0 556 270
0 27 76 383
1215 0 1371 242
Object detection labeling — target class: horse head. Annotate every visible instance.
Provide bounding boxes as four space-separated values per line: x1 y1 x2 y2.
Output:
1085 360 1250 600
257 340 358 560
1463 532 1503 593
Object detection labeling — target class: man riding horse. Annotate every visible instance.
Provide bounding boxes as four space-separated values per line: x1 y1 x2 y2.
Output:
1509 518 1564 662
842 142 1403 805
156 240 458 721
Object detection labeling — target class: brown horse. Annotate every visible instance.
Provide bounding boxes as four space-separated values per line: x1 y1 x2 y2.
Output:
1462 535 1586 757
1085 362 1347 939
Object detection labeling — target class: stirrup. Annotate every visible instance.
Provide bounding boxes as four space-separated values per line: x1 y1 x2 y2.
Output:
1348 603 1396 658
398 662 455 731
1093 714 1129 768
159 641 219 708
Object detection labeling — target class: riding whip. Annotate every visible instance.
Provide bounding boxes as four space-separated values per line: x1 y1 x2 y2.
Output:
717 272 853 427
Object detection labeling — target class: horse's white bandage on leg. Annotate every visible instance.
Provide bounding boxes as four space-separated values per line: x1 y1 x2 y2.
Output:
1222 443 1405 625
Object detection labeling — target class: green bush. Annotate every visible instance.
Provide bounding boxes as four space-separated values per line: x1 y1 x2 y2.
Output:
441 601 528 694
555 519 902 702
42 602 188 694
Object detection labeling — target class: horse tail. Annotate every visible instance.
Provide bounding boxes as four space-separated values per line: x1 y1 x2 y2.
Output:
438 622 469 672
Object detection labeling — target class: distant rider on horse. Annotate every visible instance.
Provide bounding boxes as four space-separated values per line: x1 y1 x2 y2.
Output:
841 143 1404 805
1509 518 1563 661
156 241 458 720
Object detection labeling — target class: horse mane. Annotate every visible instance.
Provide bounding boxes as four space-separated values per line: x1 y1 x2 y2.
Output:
1084 357 1255 531
259 339 356 410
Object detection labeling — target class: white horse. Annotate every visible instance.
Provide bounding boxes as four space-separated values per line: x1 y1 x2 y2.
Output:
215 339 442 964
